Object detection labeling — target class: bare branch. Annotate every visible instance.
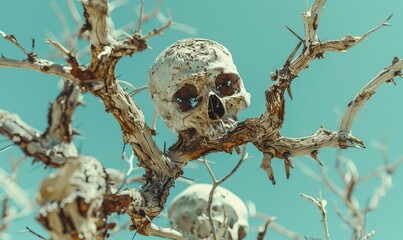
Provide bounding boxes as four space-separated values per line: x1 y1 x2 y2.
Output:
143 16 173 40
66 0 82 27
332 201 355 229
302 143 403 239
124 151 136 176
117 80 137 92
300 189 330 240
299 162 345 202
363 230 377 240
204 144 247 239
43 80 83 143
51 0 76 49
0 31 30 56
129 85 148 97
46 39 72 57
1 0 401 238
335 151 347 185
115 0 396 197
256 218 273 240
143 223 202 240
0 158 33 227
0 58 79 85
150 112 158 135
0 145 13 154
23 227 47 240
0 110 77 166
137 0 145 34
214 0 391 183
364 174 392 213
142 0 162 22
247 202 304 240
359 157 403 182
80 0 115 48
340 57 403 134
0 75 82 167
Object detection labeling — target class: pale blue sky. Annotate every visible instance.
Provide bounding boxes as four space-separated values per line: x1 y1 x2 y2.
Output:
1 1 403 239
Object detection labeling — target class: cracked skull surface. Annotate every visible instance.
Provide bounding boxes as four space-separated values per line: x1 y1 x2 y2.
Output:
36 157 107 239
168 184 249 239
148 38 250 139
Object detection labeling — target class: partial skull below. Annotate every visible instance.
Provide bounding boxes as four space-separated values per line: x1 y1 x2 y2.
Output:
168 184 249 240
148 38 250 139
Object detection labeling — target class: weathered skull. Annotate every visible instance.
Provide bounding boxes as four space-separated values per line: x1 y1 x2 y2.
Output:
36 157 107 239
168 184 248 239
148 38 250 139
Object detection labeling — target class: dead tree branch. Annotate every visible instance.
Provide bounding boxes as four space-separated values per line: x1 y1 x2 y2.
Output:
0 156 32 238
203 144 247 239
340 56 403 133
301 189 330 240
0 0 401 238
247 202 304 240
167 0 397 186
0 110 78 166
301 151 402 239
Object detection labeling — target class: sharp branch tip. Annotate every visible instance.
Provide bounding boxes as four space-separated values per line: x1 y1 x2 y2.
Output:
285 25 304 43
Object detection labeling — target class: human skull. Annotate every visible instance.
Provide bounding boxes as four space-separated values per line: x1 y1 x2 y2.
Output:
148 38 250 139
168 184 248 239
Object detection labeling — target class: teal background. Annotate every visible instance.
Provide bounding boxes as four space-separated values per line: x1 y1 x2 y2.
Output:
1 0 403 239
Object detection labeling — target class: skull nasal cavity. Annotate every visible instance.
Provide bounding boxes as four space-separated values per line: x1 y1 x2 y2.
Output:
208 94 225 120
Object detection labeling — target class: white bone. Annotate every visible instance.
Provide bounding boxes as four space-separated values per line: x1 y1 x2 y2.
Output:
168 184 249 239
148 38 250 139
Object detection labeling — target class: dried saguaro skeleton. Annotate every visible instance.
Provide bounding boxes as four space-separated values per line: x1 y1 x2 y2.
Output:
0 0 402 239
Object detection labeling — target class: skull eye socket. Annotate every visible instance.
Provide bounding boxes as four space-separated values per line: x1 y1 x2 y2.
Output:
215 73 240 97
173 83 202 112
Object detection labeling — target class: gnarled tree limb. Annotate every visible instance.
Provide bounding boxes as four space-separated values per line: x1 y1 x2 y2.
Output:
0 0 401 238
0 110 77 167
169 0 397 184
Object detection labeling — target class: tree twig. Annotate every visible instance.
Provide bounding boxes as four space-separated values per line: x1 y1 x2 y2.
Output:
137 0 145 34
300 189 330 240
247 201 304 240
203 144 247 239
23 227 47 240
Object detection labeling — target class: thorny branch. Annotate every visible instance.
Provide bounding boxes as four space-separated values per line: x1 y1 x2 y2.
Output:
0 77 81 168
0 110 78 166
167 0 398 186
300 150 403 239
0 0 402 239
1 0 178 238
